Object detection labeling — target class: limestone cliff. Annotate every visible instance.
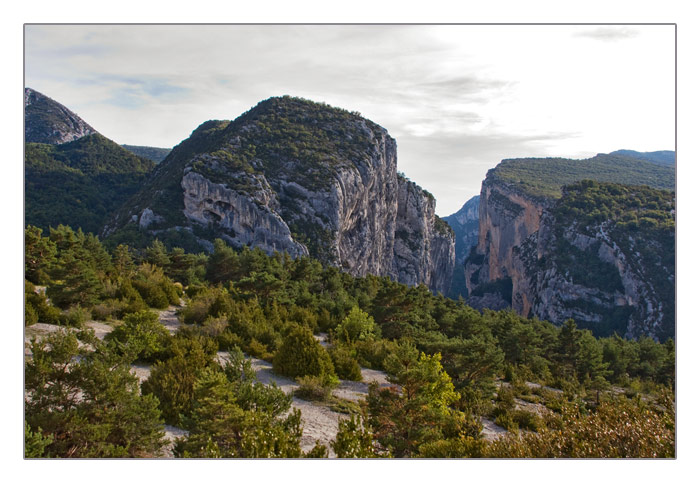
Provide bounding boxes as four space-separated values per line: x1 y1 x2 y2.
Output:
25 88 97 144
465 160 675 340
106 96 454 293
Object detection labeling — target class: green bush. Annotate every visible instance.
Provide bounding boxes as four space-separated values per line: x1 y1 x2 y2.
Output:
25 302 39 326
330 346 362 381
294 374 338 402
272 324 335 379
511 409 542 432
106 310 170 362
60 305 89 328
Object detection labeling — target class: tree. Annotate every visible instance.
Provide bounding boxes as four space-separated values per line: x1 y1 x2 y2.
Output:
141 335 217 425
25 225 56 284
368 343 461 457
333 306 379 344
332 414 377 458
174 359 304 458
25 329 166 457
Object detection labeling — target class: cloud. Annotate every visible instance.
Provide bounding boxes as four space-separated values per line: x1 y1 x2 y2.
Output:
575 27 640 42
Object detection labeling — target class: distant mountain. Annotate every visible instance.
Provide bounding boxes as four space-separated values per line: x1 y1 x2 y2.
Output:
24 88 155 234
610 149 675 166
104 95 455 294
443 195 479 299
121 145 172 163
25 88 97 144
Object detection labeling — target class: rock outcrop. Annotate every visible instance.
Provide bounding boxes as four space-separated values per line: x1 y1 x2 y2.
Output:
466 159 675 341
107 96 455 293
25 87 97 144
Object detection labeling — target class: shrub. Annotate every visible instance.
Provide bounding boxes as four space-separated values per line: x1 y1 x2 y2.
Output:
330 346 362 381
106 310 170 362
272 324 335 379
60 305 89 328
354 337 397 370
25 302 38 326
294 374 338 402
511 410 542 432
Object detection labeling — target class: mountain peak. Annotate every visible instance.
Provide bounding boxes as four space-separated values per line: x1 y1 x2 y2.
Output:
25 87 97 144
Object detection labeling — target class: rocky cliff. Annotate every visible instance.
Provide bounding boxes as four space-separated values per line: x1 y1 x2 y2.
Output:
465 155 675 340
106 96 454 293
25 88 97 144
443 195 480 298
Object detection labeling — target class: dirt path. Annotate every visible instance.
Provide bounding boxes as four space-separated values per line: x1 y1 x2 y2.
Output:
218 351 391 455
157 305 183 334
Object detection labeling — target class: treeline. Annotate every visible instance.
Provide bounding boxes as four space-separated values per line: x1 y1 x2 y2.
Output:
24 225 675 458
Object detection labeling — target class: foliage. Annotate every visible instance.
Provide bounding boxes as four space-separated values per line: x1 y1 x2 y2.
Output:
333 306 379 344
24 329 166 457
141 333 217 425
491 154 674 199
486 394 675 458
25 135 154 234
272 323 335 379
105 310 171 362
294 374 338 402
329 345 363 381
332 414 377 458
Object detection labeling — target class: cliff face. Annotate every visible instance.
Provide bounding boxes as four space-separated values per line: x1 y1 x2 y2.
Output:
25 88 97 144
465 174 549 306
443 195 480 263
108 96 454 293
393 176 455 294
466 170 675 340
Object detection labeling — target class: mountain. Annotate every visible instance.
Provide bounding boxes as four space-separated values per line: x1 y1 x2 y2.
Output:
24 88 155 234
442 195 479 298
610 149 675 166
25 88 97 144
121 145 172 163
465 154 675 340
26 134 155 234
105 96 455 293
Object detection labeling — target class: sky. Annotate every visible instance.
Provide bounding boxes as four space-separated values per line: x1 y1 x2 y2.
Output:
24 24 675 216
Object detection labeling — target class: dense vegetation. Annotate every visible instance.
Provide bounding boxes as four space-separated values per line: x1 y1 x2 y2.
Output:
547 181 675 339
610 149 675 166
25 134 155 234
25 224 674 458
121 144 172 163
491 153 675 199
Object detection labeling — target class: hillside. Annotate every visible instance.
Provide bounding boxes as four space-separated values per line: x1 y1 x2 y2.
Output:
105 96 455 294
122 144 172 163
25 133 155 234
25 87 96 144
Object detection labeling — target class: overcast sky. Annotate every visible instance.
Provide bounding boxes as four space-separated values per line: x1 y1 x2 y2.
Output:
24 24 675 216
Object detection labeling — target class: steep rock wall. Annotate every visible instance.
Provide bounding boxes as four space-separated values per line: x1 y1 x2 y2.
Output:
467 173 674 340
114 97 455 294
